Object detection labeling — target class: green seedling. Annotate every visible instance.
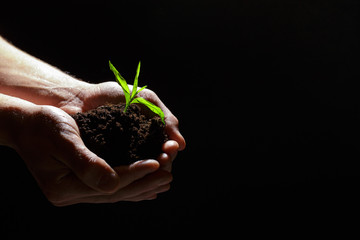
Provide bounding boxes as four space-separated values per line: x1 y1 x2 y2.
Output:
109 60 165 124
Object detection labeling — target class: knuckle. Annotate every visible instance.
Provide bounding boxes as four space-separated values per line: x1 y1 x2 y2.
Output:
170 116 179 126
143 88 155 95
141 88 157 100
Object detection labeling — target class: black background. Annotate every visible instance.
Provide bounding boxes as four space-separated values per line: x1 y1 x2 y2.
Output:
1 0 360 237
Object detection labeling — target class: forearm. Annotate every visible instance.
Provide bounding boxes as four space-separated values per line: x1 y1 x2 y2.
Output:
0 93 39 148
0 36 91 107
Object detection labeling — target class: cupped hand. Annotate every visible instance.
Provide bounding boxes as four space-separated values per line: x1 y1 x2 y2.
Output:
13 105 173 206
58 81 186 171
0 37 185 205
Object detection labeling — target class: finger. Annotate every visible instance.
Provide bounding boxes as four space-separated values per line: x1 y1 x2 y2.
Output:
138 89 186 150
158 140 180 171
56 184 170 205
109 169 172 201
59 105 83 115
56 170 172 205
40 108 122 194
72 157 159 194
83 82 126 111
162 140 179 161
164 114 186 151
44 172 100 207
18 153 94 207
49 160 160 206
156 102 185 151
157 153 172 172
112 159 160 189
54 135 121 194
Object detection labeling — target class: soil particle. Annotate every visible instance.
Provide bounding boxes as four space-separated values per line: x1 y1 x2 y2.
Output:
71 104 167 167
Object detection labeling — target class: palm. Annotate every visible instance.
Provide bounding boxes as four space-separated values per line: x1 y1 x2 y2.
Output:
60 81 185 150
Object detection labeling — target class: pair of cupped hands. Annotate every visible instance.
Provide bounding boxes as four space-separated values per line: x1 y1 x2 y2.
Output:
14 82 185 206
0 36 185 206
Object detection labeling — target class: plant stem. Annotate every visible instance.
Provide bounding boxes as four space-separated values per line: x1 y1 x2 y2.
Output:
124 104 129 113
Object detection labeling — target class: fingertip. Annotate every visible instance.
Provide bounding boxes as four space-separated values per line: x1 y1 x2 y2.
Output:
162 140 180 163
131 159 160 172
111 159 160 190
177 135 186 151
158 152 169 162
97 170 121 193
64 144 121 194
169 132 186 151
165 122 186 151
157 153 171 168
162 140 180 152
178 139 186 151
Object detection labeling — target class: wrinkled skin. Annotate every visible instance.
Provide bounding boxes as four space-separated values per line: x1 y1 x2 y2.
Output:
0 36 185 206
12 84 185 206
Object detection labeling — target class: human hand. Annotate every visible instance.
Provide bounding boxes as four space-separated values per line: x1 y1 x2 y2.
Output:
57 81 186 171
0 37 185 205
12 104 173 206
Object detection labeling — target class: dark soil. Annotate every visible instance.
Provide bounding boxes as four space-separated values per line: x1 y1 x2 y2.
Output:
71 104 167 167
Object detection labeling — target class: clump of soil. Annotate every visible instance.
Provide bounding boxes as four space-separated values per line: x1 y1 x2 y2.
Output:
71 104 167 167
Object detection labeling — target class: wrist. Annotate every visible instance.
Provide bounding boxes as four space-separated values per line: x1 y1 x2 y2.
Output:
0 37 92 109
0 65 92 109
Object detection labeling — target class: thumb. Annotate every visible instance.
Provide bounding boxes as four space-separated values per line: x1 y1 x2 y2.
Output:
58 141 160 193
58 142 121 194
67 148 160 193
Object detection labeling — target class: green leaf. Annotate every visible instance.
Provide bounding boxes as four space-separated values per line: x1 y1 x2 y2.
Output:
131 97 165 124
109 61 131 107
131 61 141 100
136 85 147 95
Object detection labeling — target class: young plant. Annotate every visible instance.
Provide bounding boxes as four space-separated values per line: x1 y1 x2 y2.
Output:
109 60 165 124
